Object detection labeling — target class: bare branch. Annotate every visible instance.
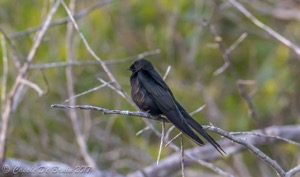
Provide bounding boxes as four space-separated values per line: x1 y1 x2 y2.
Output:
189 105 206 116
0 29 22 69
65 82 113 103
0 0 61 164
52 104 232 176
97 78 128 101
214 32 248 76
286 164 300 177
225 32 248 55
162 65 172 80
28 49 160 69
227 0 300 56
135 126 150 136
210 25 259 123
19 78 44 96
230 131 300 147
51 104 169 122
205 125 286 176
51 104 297 176
180 135 185 177
157 122 165 165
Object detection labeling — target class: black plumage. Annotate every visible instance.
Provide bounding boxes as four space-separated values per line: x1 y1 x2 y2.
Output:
129 59 225 155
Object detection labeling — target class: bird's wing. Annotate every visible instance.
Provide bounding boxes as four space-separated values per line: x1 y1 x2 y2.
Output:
137 70 205 146
176 102 226 155
142 68 171 91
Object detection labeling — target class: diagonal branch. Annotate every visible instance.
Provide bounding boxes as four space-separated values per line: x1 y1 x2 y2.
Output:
61 0 134 106
227 0 300 56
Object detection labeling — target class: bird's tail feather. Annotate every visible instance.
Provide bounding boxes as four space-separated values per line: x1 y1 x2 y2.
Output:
165 110 205 147
185 118 226 155
176 102 226 155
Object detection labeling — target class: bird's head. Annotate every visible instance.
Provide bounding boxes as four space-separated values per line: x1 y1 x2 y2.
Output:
128 59 154 73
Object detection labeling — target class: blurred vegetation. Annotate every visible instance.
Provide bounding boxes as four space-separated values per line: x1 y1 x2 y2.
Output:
0 0 299 176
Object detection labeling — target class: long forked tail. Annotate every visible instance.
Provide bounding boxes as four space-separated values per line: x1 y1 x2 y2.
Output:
186 117 226 155
176 103 226 155
164 110 206 147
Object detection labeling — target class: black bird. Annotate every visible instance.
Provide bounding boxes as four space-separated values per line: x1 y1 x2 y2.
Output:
128 59 225 155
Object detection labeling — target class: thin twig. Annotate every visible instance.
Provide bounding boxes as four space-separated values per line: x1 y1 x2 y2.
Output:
163 65 172 80
180 135 185 177
0 29 22 69
65 82 113 103
227 0 300 56
165 133 182 147
157 122 165 165
211 25 259 123
190 105 206 116
136 126 150 136
225 32 248 55
214 32 248 76
230 131 300 147
19 78 44 96
29 49 160 69
97 78 128 101
51 104 169 122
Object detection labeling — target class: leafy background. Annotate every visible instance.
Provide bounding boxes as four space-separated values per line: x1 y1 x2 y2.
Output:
0 0 299 176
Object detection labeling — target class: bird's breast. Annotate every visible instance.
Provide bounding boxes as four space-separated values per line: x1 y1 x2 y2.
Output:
130 75 161 115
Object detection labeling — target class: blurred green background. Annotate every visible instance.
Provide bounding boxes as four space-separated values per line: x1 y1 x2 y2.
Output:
0 0 299 176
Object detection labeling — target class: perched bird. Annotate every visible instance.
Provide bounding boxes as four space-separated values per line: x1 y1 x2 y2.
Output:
128 59 225 155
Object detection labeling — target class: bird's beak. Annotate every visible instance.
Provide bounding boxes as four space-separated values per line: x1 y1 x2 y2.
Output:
127 68 132 71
